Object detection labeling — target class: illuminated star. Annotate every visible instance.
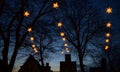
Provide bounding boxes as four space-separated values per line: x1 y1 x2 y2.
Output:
106 7 112 14
53 2 59 9
24 11 30 17
64 43 68 47
106 22 112 28
105 39 109 43
27 27 32 32
66 48 69 53
106 33 110 37
105 45 109 50
57 22 62 27
34 48 38 53
30 36 34 41
62 37 66 41
32 44 36 48
60 32 65 37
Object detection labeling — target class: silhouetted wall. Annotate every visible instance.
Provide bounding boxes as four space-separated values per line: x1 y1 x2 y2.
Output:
89 58 107 72
60 54 77 72
18 55 53 72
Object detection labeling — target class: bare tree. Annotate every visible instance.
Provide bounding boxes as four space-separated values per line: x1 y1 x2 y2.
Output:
54 0 106 72
0 0 53 72
28 20 57 66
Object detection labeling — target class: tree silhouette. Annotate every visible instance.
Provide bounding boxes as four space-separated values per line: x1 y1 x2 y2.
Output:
27 20 57 67
53 0 105 72
0 0 54 72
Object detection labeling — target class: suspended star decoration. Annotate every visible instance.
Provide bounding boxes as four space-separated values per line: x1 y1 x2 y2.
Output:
24 11 30 17
53 2 59 9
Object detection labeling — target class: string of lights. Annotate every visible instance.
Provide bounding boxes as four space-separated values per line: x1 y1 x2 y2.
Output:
53 2 70 54
24 11 38 53
105 0 112 51
24 2 70 54
58 22 70 54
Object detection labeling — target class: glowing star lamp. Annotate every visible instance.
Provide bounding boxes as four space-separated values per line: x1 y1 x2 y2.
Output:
105 39 109 43
53 2 59 9
62 37 66 41
60 32 65 37
66 48 69 53
106 22 112 28
24 11 30 17
32 44 36 48
30 36 34 41
106 7 112 14
27 27 32 32
64 43 68 47
34 48 38 53
105 45 109 50
106 33 110 37
57 22 62 27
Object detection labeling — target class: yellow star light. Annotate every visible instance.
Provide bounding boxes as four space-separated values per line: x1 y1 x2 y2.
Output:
66 48 69 53
60 32 65 37
105 39 109 43
106 22 112 28
27 27 32 32
64 43 68 47
24 11 30 17
34 48 38 53
30 36 34 41
105 45 109 50
53 2 59 9
106 33 110 37
57 22 62 27
32 44 36 48
106 7 112 14
62 37 66 41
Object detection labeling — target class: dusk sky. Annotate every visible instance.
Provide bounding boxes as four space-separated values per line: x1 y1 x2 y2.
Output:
0 0 120 72
45 0 120 71
12 0 120 72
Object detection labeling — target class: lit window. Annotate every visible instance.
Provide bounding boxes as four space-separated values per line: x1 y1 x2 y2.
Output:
106 7 112 14
53 2 59 9
24 11 30 17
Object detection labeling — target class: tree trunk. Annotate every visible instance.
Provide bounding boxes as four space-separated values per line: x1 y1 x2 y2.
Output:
78 54 85 72
8 45 19 72
2 41 9 72
40 49 44 66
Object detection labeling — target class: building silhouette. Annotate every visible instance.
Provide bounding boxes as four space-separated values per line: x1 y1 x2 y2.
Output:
18 55 53 72
89 58 107 72
0 59 4 72
60 54 77 72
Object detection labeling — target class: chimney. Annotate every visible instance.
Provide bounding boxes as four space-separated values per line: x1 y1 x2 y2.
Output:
65 54 71 62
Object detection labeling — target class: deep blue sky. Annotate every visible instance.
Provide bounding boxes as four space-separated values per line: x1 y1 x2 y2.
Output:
12 0 120 72
50 0 120 71
51 0 120 71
